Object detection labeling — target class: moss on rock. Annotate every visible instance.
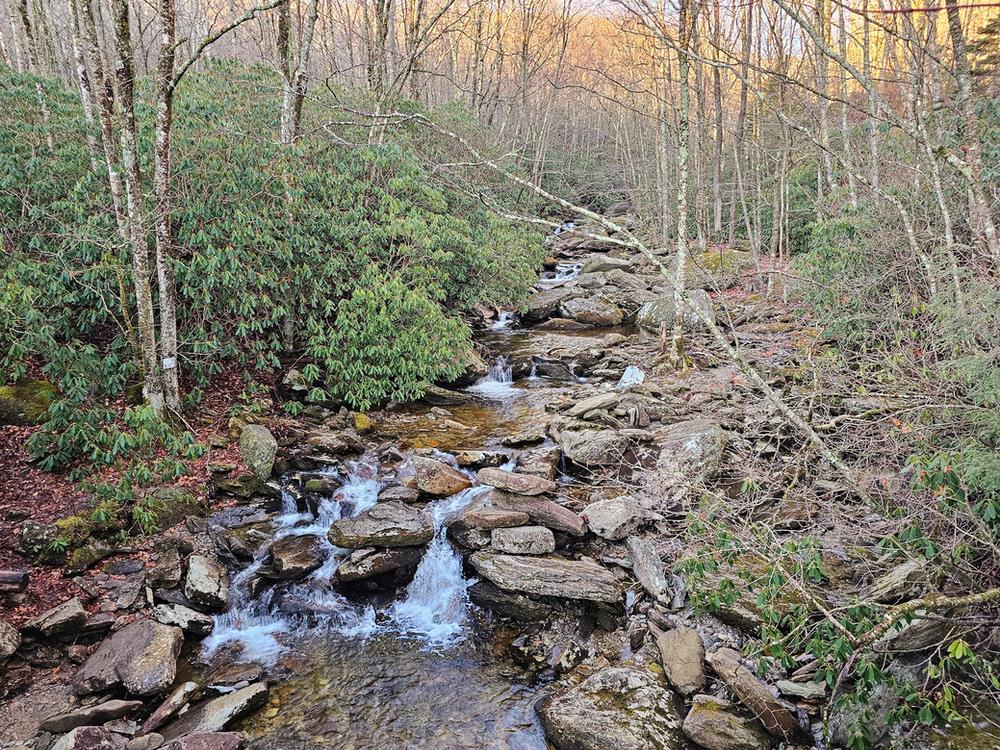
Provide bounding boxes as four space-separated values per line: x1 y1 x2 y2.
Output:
0 380 57 425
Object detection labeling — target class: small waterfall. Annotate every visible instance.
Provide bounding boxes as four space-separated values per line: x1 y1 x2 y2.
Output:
387 485 491 647
491 311 516 331
467 356 517 399
538 262 583 289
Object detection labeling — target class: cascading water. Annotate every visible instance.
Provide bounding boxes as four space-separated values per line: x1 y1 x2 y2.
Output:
537 262 583 289
491 311 516 331
466 356 517 399
387 485 492 647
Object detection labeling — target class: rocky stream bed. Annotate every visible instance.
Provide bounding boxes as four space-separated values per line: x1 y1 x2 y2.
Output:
2 223 992 750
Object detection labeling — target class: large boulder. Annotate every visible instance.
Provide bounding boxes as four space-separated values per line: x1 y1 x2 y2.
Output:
39 699 144 733
468 580 553 621
73 619 183 697
645 419 726 502
655 627 706 697
24 597 87 636
582 496 652 541
160 683 269 740
335 546 423 582
477 468 555 496
239 424 277 480
707 648 810 742
537 665 686 750
410 456 472 496
865 559 930 603
491 526 555 555
635 289 715 331
0 379 56 425
488 491 586 536
51 727 126 750
470 552 620 603
581 255 633 274
184 555 230 613
559 428 631 467
268 534 325 580
523 287 574 324
681 694 771 750
328 501 433 548
560 295 623 326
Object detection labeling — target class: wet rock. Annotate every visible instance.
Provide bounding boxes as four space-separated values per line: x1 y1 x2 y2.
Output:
468 581 553 621
488 491 585 536
537 665 686 750
0 379 56 425
141 681 200 735
74 619 183 697
162 733 243 750
501 432 546 448
531 358 579 381
707 648 809 742
152 604 214 636
655 627 706 696
470 552 621 603
335 546 423 582
635 289 715 331
268 534 324 580
302 477 339 495
40 700 144 733
239 424 276 481
865 559 929 603
681 694 770 750
184 555 230 613
25 597 87 637
329 501 433 548
523 287 574 324
410 456 472 496
477 468 555 495
454 450 509 469
491 526 555 555
583 496 651 540
560 295 623 326
0 619 20 660
448 525 492 549
626 536 670 602
51 726 127 750
453 507 530 531
776 679 826 701
159 683 268 740
304 429 360 455
378 485 420 503
418 384 471 406
559 428 631 467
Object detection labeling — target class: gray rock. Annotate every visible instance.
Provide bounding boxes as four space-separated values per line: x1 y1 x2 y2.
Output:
776 679 826 701
470 552 620 603
73 619 183 697
467 581 553 621
646 419 726 501
0 618 21 660
537 665 686 750
128 734 164 750
707 648 809 742
335 546 423 582
452 507 531 532
865 559 929 603
25 597 87 636
828 682 896 748
329 501 433 548
454 450 509 469
51 727 127 750
488 491 586 536
656 627 706 697
141 681 200 735
560 295 623 326
559 428 631 467
377 485 420 503
626 536 670 602
522 287 574 324
160 683 268 740
565 392 620 418
477 468 555 495
152 604 214 636
239 424 277 480
268 534 324 580
681 694 771 750
40 700 144 733
515 444 562 480
583 496 651 540
184 555 230 613
491 526 555 555
635 289 715 331
410 456 472 496
581 255 632 274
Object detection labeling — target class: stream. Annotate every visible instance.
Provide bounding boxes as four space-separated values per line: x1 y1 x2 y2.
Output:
200 271 605 748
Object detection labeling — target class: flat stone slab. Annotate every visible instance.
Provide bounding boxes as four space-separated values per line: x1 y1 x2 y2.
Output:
74 619 183 697
477 468 556 495
491 525 555 555
335 546 423 582
160 683 269 740
24 597 87 636
470 552 621 603
40 699 144 733
329 501 433 548
488 491 585 536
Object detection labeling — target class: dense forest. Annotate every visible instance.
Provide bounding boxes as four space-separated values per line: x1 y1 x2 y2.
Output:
0 0 997 748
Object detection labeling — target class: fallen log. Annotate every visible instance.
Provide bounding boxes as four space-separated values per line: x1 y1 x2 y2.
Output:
0 569 29 592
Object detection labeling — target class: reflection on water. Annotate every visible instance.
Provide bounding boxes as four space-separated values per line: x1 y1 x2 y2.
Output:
240 632 548 750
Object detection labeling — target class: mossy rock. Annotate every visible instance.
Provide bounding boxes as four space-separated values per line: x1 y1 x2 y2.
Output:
147 486 206 529
65 540 114 574
353 412 373 433
0 380 57 425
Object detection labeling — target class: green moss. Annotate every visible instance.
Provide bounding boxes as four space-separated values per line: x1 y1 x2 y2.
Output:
147 486 204 529
0 380 57 425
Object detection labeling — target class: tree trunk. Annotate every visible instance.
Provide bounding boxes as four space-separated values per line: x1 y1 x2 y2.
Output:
16 0 53 149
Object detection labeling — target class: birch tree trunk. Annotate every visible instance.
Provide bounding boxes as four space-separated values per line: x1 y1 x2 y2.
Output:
16 0 53 149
